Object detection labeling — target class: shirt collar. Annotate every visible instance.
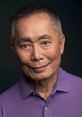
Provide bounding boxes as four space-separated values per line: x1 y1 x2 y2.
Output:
19 76 34 99
19 67 70 99
54 67 70 93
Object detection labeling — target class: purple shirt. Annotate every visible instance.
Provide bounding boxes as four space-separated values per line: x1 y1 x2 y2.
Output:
0 67 82 117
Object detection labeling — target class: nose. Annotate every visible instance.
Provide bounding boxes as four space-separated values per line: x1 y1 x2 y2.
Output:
31 45 43 61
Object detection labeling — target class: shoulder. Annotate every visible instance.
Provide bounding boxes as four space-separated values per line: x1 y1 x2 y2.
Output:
59 67 82 91
0 81 20 102
60 67 82 82
0 80 23 117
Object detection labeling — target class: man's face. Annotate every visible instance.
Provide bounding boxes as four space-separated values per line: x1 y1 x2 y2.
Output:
13 12 65 80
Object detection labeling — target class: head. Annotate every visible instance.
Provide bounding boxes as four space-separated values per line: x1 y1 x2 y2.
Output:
10 2 65 81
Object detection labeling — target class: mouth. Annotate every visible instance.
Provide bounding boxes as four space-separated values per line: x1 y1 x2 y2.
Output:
30 63 50 73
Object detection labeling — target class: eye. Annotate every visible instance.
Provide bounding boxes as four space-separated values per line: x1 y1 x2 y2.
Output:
42 41 49 45
18 43 31 49
41 40 51 46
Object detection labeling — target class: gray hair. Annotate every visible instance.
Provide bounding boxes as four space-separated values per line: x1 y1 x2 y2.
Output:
10 2 63 44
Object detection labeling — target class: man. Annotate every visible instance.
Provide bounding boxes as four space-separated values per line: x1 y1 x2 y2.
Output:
0 2 82 117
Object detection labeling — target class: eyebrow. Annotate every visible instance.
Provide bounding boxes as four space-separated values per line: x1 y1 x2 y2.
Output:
16 37 32 43
16 35 51 43
38 35 51 40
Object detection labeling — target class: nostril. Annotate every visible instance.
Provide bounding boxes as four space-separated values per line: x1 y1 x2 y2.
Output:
31 53 43 61
31 55 40 61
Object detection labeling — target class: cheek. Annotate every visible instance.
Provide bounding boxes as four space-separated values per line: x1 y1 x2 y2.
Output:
47 47 61 71
45 44 61 61
15 50 30 63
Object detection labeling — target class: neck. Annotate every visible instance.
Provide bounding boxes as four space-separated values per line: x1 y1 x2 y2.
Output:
35 78 57 100
27 72 58 100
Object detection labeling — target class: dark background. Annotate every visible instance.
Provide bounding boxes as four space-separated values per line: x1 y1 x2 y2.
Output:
0 0 82 93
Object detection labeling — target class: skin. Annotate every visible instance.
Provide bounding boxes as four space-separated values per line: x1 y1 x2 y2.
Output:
12 12 65 100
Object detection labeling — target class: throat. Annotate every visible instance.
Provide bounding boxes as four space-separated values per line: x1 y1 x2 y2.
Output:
25 72 58 100
33 77 57 100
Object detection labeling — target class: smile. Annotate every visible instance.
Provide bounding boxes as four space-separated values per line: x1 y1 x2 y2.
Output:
30 63 50 73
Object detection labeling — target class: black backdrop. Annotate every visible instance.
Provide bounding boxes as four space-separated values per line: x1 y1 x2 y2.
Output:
0 0 82 93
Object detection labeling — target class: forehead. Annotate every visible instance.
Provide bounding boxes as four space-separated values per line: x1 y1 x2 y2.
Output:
16 12 52 28
13 12 59 41
15 12 54 27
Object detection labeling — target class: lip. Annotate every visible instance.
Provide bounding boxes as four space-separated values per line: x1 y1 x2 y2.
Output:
31 63 50 73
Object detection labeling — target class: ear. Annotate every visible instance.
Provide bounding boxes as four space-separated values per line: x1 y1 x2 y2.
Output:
10 41 16 54
60 34 65 55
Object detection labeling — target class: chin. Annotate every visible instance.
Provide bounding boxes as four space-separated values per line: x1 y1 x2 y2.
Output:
24 70 54 81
